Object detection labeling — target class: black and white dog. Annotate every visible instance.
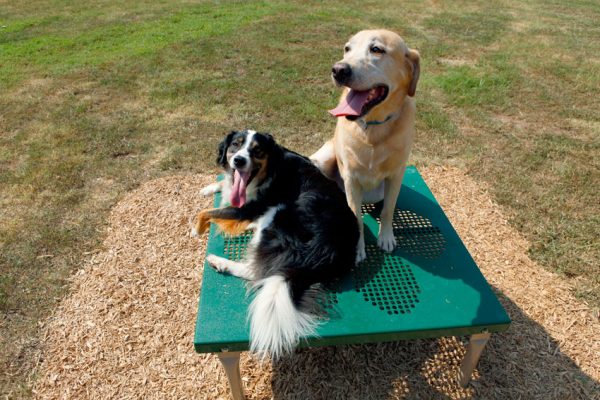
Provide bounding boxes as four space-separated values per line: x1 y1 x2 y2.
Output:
193 130 358 358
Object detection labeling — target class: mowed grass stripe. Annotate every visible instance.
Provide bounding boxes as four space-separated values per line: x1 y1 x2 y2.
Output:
0 2 287 86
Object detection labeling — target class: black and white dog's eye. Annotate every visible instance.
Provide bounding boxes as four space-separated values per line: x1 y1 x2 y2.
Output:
370 46 385 54
253 149 265 159
230 141 240 149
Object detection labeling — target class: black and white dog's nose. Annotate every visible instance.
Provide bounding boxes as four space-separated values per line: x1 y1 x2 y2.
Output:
332 63 352 84
233 156 247 168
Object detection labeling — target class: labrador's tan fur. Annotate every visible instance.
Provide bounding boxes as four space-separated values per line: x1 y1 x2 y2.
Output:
311 30 420 262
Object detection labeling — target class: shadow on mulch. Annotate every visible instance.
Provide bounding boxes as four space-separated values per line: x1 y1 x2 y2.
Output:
32 171 598 400
271 287 599 399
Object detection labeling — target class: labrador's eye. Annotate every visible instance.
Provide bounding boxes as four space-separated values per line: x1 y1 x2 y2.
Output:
344 46 351 53
370 46 385 54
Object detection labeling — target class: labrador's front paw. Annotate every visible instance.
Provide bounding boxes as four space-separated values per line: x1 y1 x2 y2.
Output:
355 238 366 263
377 225 396 252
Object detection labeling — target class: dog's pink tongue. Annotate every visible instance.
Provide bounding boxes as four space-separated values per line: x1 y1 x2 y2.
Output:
328 89 370 117
231 170 250 207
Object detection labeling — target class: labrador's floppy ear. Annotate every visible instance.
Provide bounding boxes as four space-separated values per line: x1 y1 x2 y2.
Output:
217 131 236 167
406 48 420 97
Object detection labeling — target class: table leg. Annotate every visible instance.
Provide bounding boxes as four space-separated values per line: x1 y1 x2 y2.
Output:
217 352 245 400
458 332 491 388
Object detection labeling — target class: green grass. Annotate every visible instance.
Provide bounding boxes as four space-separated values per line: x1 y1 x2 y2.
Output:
423 10 510 45
433 64 517 107
1 0 599 396
1 2 286 86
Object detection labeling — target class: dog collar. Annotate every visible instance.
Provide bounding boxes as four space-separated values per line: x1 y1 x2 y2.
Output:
366 114 393 126
358 113 395 129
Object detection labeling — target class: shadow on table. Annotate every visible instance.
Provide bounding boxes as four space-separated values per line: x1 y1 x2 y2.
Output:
271 189 597 399
270 283 598 399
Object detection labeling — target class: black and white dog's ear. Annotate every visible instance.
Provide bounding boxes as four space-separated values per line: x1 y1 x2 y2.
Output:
259 132 279 155
217 131 236 167
262 132 275 146
259 132 284 168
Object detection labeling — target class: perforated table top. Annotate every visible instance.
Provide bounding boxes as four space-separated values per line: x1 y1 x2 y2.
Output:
194 166 510 353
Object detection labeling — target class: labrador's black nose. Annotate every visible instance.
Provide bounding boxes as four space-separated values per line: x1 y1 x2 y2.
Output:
233 156 247 168
332 63 352 84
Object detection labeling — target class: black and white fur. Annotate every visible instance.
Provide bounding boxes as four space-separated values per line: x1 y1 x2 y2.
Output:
199 130 358 359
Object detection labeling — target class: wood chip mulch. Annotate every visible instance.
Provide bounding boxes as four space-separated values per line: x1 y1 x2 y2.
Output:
32 167 599 399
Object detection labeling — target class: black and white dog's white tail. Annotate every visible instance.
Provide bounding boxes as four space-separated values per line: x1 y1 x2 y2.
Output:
249 275 319 359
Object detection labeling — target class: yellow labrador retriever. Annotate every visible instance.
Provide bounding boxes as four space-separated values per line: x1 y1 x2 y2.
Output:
311 29 420 262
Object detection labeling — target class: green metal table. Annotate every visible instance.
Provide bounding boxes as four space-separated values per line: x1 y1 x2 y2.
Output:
194 166 510 399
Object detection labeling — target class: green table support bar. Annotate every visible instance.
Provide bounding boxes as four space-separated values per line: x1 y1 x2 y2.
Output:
194 166 510 398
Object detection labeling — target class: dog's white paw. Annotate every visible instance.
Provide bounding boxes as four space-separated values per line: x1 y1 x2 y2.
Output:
206 254 226 273
199 183 221 197
355 240 366 264
199 187 213 197
377 226 396 252
189 216 199 238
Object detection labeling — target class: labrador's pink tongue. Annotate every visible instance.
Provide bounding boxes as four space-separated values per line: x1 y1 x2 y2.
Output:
328 89 370 117
231 170 250 207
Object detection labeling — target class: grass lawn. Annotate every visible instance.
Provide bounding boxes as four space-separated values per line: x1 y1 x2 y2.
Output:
1 0 598 396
